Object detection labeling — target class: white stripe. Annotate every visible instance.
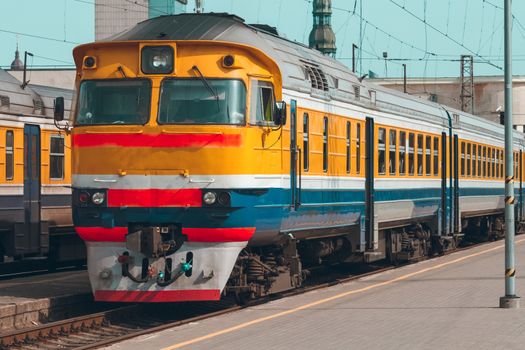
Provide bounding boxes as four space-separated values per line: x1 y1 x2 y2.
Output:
0 185 23 195
41 185 72 195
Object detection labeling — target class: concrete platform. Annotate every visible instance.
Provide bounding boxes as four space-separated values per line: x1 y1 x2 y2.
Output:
108 238 525 350
0 270 92 330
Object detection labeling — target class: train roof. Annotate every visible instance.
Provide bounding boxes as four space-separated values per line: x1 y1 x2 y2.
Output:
103 13 520 144
0 68 72 120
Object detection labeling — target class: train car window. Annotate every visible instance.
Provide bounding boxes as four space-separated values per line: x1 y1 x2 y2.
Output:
417 134 423 176
323 116 328 172
493 149 497 178
490 148 494 178
378 128 386 175
482 147 487 177
500 150 504 179
472 145 478 177
487 147 492 178
466 143 471 176
408 133 415 175
496 149 500 178
433 137 439 176
356 123 361 174
304 113 309 172
425 135 431 176
5 131 13 181
76 79 152 125
389 129 396 175
460 142 465 177
250 80 275 124
399 131 406 175
50 135 65 180
346 121 351 173
478 145 482 177
159 79 246 125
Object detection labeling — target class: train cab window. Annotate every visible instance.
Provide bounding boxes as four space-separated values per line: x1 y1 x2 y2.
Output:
76 79 152 125
378 128 386 175
408 133 415 175
323 117 328 172
5 131 13 181
460 142 465 177
346 121 351 173
50 135 65 180
478 145 482 177
433 137 439 176
466 143 471 176
425 135 431 176
250 80 275 124
399 131 406 175
417 134 423 176
472 145 478 177
356 123 361 174
303 114 309 172
389 129 396 175
159 79 246 125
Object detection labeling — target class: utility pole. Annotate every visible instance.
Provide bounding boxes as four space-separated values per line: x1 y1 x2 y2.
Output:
460 55 474 114
500 0 520 309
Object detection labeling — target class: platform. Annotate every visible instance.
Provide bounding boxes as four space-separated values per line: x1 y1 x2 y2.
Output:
108 238 525 350
0 270 92 330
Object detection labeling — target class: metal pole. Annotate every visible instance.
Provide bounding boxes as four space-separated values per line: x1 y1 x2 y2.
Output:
402 64 407 93
21 51 33 90
500 0 520 309
352 44 358 73
359 0 363 75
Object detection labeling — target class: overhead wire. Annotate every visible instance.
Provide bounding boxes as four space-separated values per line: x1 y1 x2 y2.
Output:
388 0 502 70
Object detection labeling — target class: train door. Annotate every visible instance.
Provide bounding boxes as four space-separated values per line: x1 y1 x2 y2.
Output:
289 99 300 209
22 124 42 255
453 134 460 234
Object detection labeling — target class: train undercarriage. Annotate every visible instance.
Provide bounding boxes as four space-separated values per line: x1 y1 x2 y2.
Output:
226 213 513 301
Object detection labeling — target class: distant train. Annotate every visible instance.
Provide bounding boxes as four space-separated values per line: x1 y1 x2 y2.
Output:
0 68 84 264
61 13 523 303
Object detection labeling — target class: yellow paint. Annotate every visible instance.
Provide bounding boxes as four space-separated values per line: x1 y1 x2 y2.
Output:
162 238 525 350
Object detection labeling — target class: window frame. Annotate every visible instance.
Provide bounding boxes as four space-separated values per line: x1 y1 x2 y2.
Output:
323 116 328 172
5 130 14 181
303 113 309 172
49 134 65 180
389 129 397 175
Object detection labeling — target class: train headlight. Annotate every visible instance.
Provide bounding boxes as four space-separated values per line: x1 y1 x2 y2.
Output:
91 192 106 205
203 191 217 205
141 46 174 74
79 191 90 204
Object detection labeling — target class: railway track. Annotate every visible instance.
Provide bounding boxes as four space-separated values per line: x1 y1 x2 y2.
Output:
0 240 489 350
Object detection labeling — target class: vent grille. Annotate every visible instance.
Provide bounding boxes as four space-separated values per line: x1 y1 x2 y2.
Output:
303 64 329 91
353 85 361 100
0 95 10 108
33 99 44 114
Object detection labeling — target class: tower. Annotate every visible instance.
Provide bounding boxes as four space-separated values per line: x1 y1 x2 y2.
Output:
10 45 23 71
308 0 336 57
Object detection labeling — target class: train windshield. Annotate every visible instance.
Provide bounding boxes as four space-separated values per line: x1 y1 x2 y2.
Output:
75 79 151 126
158 79 246 125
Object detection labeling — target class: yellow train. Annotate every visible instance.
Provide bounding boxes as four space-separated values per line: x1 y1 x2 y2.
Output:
58 13 524 302
0 68 84 265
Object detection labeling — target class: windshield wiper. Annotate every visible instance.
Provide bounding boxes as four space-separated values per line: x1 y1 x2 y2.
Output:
191 65 220 112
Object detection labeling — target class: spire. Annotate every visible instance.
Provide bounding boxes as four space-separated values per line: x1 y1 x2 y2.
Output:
308 0 336 57
10 44 23 71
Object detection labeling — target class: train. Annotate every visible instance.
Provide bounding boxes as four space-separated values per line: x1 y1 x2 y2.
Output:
0 68 84 265
58 13 524 302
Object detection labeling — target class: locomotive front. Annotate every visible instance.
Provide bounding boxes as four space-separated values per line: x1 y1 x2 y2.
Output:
70 39 286 302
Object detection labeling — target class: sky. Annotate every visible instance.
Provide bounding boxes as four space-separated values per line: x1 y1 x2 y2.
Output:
2 0 525 78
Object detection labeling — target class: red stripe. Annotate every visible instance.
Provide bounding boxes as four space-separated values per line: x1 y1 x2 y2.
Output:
108 189 202 207
72 133 241 148
75 227 127 242
182 227 255 242
94 289 220 302
76 227 255 243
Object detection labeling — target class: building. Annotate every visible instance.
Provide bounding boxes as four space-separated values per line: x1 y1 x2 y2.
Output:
308 0 336 57
10 45 23 71
95 0 188 41
373 76 525 129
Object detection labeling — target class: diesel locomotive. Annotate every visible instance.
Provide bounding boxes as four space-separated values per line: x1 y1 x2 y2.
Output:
59 13 524 302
